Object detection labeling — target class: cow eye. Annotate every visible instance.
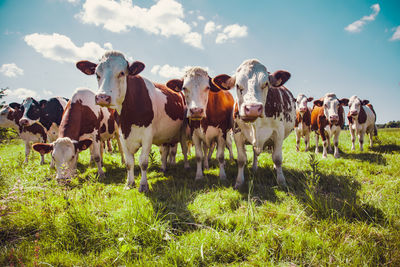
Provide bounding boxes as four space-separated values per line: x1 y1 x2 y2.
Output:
324 104 328 108
236 84 243 93
118 71 125 78
96 73 101 80
182 87 187 92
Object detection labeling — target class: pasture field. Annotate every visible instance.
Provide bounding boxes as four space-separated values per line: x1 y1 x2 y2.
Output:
0 129 399 266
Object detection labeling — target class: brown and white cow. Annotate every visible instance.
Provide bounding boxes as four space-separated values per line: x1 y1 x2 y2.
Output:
0 103 47 164
295 94 313 152
32 88 123 180
166 67 235 180
311 93 349 158
347 95 377 151
212 59 296 188
76 51 188 192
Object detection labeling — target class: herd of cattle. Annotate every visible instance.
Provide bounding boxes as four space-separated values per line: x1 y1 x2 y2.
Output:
0 51 377 192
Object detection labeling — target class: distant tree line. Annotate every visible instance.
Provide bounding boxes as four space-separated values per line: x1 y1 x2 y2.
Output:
377 121 400 128
0 88 18 141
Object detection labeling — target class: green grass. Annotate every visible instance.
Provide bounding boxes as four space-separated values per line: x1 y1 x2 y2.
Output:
0 129 399 266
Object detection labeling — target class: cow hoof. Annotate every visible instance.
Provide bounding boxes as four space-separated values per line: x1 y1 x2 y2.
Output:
277 179 287 188
334 154 340 159
184 163 190 169
195 175 204 181
219 173 227 180
124 185 133 190
139 184 149 193
322 155 328 159
98 173 106 180
234 182 243 190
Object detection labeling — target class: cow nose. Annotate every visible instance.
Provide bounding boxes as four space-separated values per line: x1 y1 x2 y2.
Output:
95 94 111 106
330 115 339 122
299 107 307 112
351 110 358 116
189 107 204 117
19 118 29 126
244 104 263 118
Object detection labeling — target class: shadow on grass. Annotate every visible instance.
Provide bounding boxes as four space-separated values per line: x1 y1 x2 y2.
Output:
371 144 400 154
339 151 387 165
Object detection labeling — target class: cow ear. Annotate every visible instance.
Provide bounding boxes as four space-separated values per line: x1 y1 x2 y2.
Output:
166 79 184 92
9 102 21 110
209 77 220 93
76 60 97 75
313 100 323 107
269 70 291 87
75 139 92 151
39 100 47 108
339 98 349 106
307 97 314 102
212 74 235 90
128 61 145 76
361 100 369 105
32 143 53 154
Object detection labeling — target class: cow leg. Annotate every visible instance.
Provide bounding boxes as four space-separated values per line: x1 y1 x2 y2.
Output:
304 130 310 152
322 137 328 158
49 156 54 168
272 137 287 187
100 140 104 165
350 126 356 151
252 147 259 172
314 134 319 154
168 144 177 165
24 141 30 164
295 130 300 152
216 136 226 180
327 135 333 153
115 133 125 165
333 132 340 158
234 133 247 189
193 135 204 180
181 139 190 169
208 141 215 161
92 141 105 178
203 142 209 170
107 139 113 153
160 145 169 172
124 145 138 190
359 131 365 152
226 133 234 161
138 142 152 193
369 129 374 148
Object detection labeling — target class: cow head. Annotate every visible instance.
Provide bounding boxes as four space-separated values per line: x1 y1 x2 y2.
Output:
313 93 349 125
18 97 44 127
213 59 291 122
166 67 221 120
348 95 369 118
0 103 22 129
296 94 313 115
76 51 145 113
32 137 92 179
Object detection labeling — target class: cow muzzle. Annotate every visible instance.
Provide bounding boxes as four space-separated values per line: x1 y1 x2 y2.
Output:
329 115 339 123
95 94 111 106
188 107 204 120
242 103 263 122
350 110 358 116
299 107 307 113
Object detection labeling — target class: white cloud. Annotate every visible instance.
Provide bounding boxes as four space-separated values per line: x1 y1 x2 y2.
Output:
151 64 209 79
42 89 54 96
24 33 112 63
0 63 24 78
345 3 380 33
183 32 203 49
390 26 400 41
5 88 39 102
216 24 248 44
197 15 205 21
77 0 203 49
204 21 216 34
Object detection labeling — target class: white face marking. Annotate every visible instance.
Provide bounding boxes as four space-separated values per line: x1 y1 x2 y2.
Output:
234 59 269 118
348 95 361 116
51 137 78 179
296 94 309 114
322 93 341 123
20 98 40 126
182 67 210 118
96 52 130 110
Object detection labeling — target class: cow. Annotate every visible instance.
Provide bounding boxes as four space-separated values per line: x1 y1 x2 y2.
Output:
212 59 296 188
19 97 68 142
166 67 235 180
0 103 47 164
295 94 313 152
311 93 349 158
32 88 124 180
347 95 377 151
76 51 188 192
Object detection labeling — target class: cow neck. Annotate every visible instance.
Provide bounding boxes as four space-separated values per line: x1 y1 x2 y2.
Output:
265 87 294 123
39 98 65 130
119 75 154 139
154 83 184 121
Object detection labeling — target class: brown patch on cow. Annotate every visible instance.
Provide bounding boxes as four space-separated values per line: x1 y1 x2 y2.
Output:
22 123 47 142
338 105 345 128
264 87 294 122
154 83 185 121
311 106 327 141
295 108 311 127
188 89 234 139
366 103 376 122
59 100 99 141
347 113 353 124
357 106 367 124
107 109 116 135
119 75 154 139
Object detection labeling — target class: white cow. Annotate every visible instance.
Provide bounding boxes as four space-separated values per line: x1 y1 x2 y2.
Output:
212 59 296 188
347 95 377 151
295 94 313 152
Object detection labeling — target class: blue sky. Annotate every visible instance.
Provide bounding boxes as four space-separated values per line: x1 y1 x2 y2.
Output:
0 0 399 123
